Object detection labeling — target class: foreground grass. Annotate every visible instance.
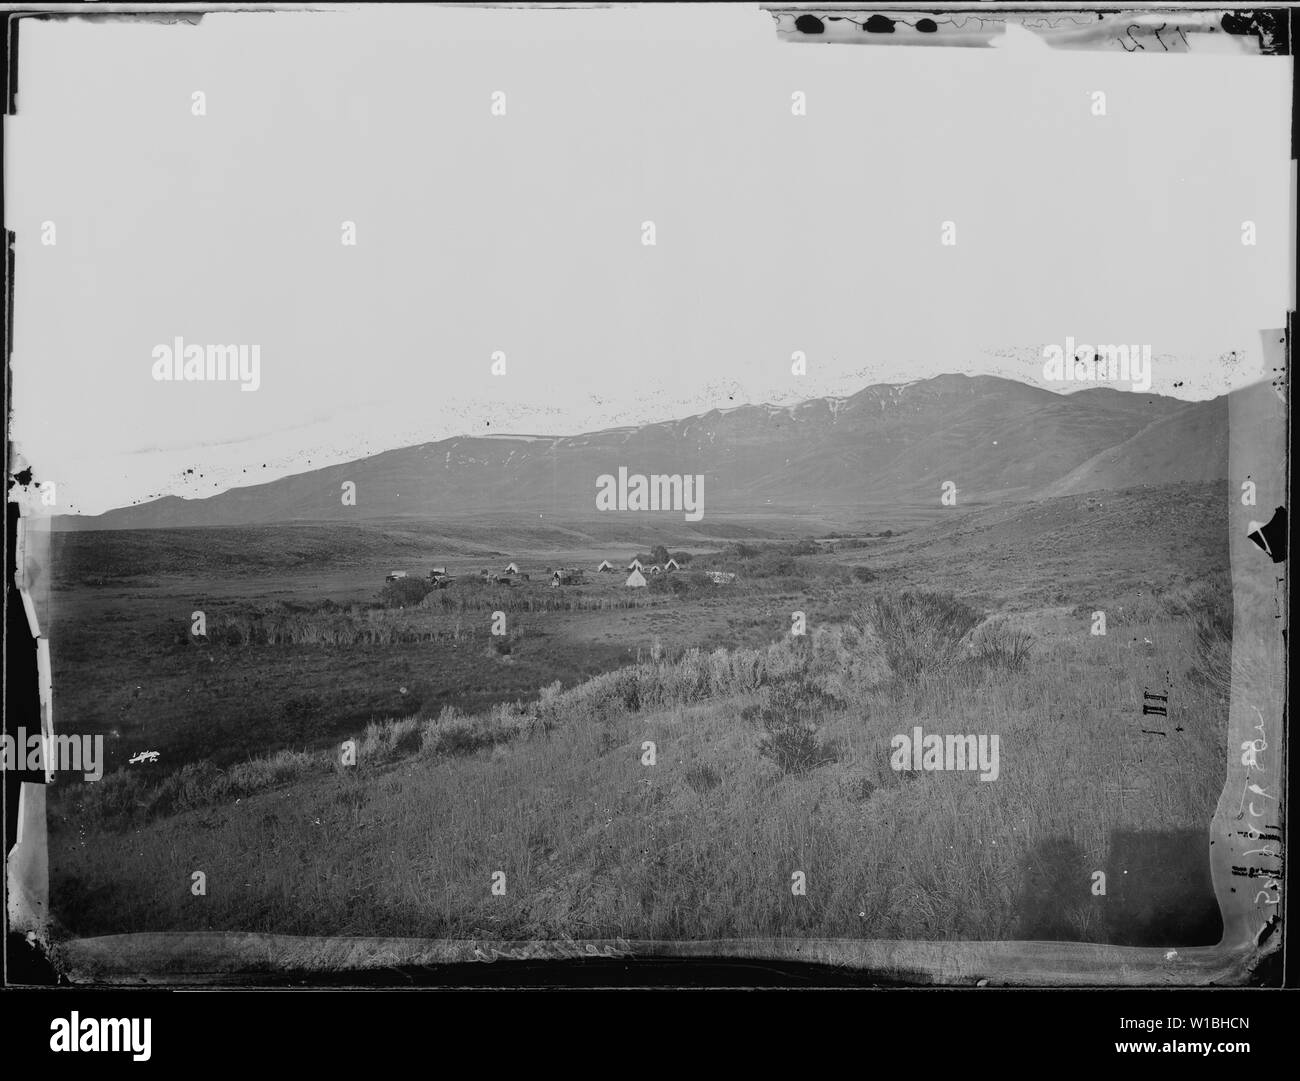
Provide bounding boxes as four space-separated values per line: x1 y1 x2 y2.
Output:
51 585 1229 943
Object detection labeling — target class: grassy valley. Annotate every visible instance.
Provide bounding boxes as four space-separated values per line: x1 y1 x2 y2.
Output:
47 482 1231 945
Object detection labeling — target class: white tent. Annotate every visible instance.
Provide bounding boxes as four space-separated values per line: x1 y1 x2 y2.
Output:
625 569 647 588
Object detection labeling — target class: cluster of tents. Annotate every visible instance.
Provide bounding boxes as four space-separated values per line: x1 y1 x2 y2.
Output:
387 554 730 591
602 555 680 588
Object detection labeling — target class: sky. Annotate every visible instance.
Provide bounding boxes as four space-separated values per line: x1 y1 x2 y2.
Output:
7 4 1293 514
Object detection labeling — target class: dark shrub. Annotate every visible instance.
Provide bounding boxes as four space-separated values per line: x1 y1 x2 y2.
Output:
755 676 840 774
967 626 1033 675
648 574 685 596
764 675 843 719
752 552 797 576
145 760 231 819
432 724 499 757
684 763 722 793
64 770 148 831
759 723 838 775
380 576 434 608
870 592 983 685
393 726 423 755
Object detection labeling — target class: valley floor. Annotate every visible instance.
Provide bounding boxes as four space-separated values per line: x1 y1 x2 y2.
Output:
45 482 1232 946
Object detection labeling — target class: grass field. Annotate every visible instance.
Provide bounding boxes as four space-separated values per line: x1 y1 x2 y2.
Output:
46 482 1232 944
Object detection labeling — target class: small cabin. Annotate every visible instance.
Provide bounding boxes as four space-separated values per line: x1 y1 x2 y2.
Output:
428 566 448 577
625 569 647 588
385 571 408 583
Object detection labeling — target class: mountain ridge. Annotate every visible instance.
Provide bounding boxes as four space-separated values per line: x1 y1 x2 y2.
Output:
51 374 1226 531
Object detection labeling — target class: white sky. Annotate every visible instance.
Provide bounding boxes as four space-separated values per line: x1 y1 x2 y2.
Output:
7 5 1293 514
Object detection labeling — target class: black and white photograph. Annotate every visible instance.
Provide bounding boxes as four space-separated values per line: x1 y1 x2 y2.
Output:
2 0 1292 1036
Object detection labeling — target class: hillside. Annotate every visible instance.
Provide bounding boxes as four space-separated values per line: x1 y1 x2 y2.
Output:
53 374 1219 531
1039 396 1229 498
